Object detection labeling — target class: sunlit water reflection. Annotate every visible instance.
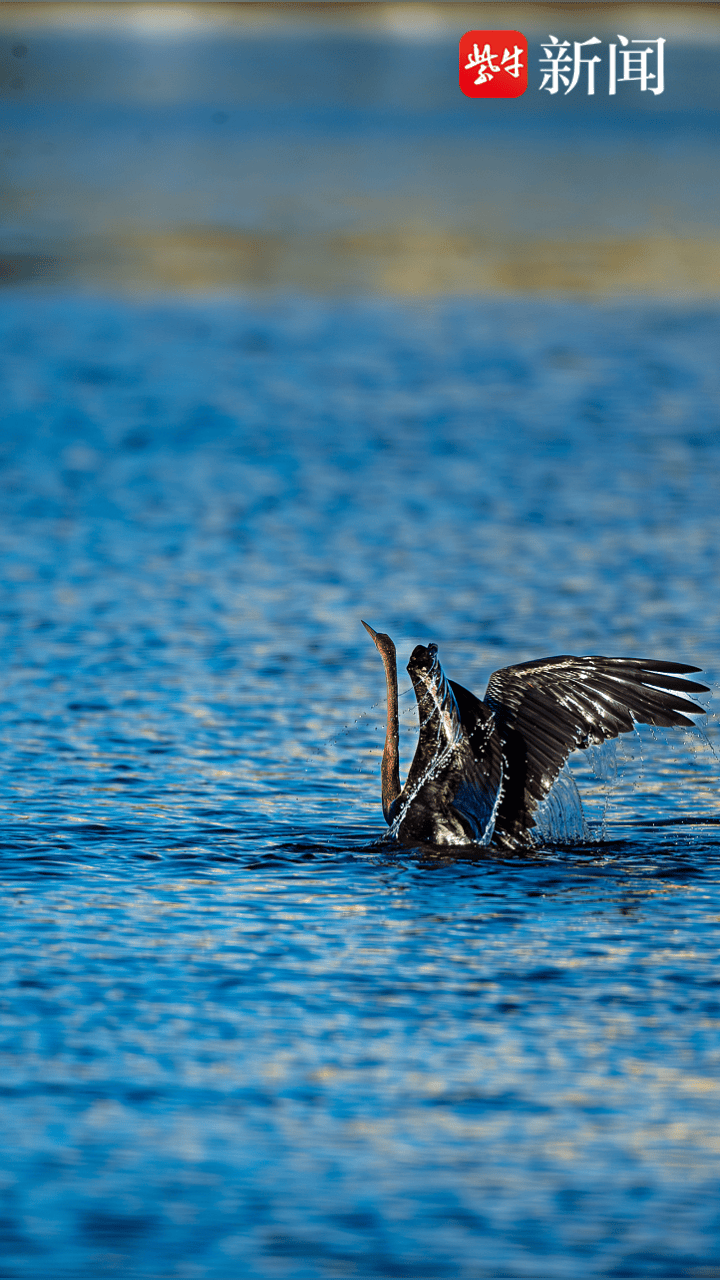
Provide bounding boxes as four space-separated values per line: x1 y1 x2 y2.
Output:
1 293 720 1277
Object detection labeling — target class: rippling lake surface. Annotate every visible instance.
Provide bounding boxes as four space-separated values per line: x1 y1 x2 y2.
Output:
1 292 720 1277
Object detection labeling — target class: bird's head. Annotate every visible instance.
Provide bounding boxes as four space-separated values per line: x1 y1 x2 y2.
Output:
361 620 396 663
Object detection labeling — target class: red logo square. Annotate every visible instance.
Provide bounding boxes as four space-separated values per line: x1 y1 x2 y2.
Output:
459 30 528 98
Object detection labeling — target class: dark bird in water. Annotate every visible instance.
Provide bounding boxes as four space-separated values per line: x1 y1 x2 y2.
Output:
362 622 709 849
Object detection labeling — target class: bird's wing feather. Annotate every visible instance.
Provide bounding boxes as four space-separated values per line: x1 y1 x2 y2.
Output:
448 679 504 839
483 655 708 848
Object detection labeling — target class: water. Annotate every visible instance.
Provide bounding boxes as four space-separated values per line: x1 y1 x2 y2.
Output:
2 8 720 1275
1 291 720 1277
2 19 720 294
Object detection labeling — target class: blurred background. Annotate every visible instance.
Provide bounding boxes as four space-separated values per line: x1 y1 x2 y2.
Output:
2 1 720 296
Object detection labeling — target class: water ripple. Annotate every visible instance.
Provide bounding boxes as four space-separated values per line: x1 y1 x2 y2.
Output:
0 293 719 1276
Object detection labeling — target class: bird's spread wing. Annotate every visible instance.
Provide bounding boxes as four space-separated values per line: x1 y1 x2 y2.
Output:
448 679 503 840
483 655 708 849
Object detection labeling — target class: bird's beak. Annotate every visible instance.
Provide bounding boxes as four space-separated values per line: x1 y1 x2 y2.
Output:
362 620 396 657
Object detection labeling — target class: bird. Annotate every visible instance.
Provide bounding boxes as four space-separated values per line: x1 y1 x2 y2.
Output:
361 621 709 850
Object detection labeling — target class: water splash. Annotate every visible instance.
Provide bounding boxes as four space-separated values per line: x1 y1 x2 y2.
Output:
534 765 589 844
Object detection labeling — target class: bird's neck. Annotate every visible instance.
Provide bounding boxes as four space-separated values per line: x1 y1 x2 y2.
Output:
378 638 401 822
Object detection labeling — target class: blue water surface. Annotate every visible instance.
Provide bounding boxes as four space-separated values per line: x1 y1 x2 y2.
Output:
1 292 720 1277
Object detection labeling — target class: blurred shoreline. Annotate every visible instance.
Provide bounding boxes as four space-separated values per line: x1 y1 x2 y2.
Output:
0 3 719 41
6 229 720 297
2 2 719 297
